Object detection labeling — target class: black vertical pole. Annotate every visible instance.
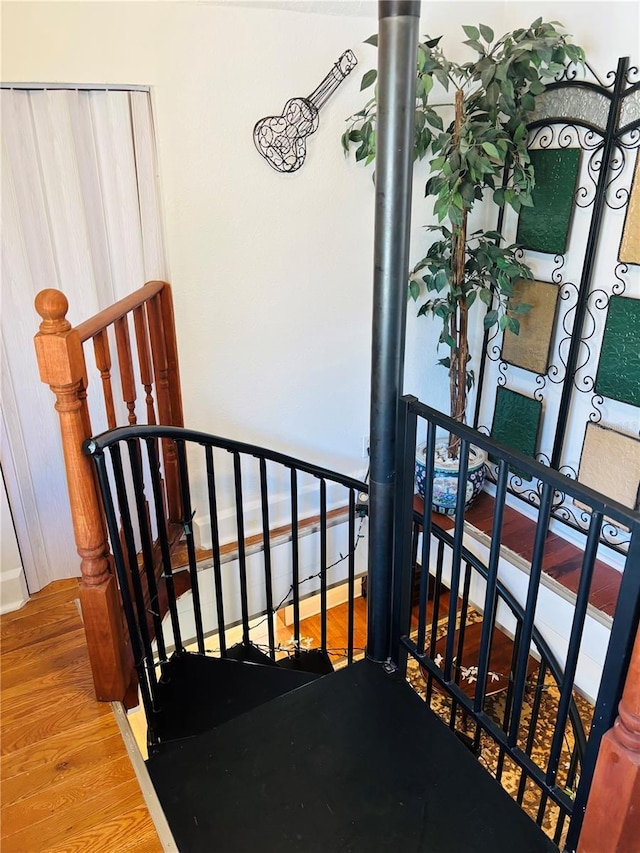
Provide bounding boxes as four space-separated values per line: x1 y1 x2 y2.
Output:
367 0 420 662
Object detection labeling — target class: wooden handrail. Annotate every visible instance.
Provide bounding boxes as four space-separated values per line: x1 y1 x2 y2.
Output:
75 280 165 342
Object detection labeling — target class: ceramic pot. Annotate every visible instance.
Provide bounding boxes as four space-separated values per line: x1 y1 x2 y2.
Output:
415 441 487 516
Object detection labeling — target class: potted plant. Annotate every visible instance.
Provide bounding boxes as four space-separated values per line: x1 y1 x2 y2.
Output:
343 19 584 513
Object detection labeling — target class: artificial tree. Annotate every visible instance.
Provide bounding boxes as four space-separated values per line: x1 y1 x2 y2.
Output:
343 19 585 458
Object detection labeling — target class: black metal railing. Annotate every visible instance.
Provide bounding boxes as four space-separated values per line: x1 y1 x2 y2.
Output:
84 424 367 737
392 395 640 853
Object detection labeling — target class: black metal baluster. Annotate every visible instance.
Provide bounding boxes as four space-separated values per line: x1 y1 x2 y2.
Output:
536 792 549 827
110 444 158 694
127 439 166 665
426 540 445 706
474 459 509 715
232 451 251 647
546 512 602 787
320 479 328 653
554 745 579 844
417 420 436 654
496 621 522 783
508 481 554 747
146 437 183 656
91 445 156 730
290 467 300 656
205 446 226 657
444 439 469 682
517 660 548 805
348 488 356 665
259 457 275 659
450 560 472 731
176 440 205 654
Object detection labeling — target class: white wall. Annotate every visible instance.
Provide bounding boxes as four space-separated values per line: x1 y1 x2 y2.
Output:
1 1 637 563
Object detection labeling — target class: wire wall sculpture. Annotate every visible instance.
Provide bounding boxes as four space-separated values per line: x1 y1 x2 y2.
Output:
473 57 640 554
254 49 357 174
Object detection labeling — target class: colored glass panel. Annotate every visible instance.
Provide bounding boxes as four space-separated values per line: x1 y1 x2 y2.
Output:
501 279 559 375
490 387 542 481
576 423 640 516
619 158 640 265
516 148 581 255
595 295 640 407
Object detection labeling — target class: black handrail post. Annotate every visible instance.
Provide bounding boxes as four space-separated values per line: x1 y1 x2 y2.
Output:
367 0 420 663
390 395 418 673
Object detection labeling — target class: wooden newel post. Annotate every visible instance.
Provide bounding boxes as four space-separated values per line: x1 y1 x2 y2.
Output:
34 289 130 701
578 625 640 851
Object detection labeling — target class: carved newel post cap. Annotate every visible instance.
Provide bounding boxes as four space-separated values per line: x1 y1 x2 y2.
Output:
35 289 71 334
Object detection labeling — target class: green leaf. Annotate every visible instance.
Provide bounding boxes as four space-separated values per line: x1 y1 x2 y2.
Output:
409 279 421 301
462 24 480 41
479 288 493 306
484 309 499 329
363 34 378 46
479 23 494 43
482 141 501 159
361 69 377 91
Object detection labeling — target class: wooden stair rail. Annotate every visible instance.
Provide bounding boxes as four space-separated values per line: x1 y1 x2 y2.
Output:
34 282 184 701
578 623 640 852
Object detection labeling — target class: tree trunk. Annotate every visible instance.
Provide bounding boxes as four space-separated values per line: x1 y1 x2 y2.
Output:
447 87 467 460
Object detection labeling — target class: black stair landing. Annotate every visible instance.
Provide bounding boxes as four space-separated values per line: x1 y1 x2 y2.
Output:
152 651 319 744
147 659 557 853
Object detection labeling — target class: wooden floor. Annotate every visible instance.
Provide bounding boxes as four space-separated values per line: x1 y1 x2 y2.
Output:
0 579 161 853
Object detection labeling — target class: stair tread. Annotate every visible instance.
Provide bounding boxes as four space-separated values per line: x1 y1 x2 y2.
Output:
152 652 319 744
147 658 556 853
277 647 334 675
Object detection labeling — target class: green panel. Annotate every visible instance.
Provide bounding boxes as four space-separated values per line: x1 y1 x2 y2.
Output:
490 387 542 481
596 295 640 407
516 148 581 255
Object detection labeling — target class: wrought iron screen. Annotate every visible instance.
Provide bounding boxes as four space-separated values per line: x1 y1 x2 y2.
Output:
473 57 640 555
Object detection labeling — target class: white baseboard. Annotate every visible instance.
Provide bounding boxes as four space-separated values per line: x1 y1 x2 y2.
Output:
0 566 29 614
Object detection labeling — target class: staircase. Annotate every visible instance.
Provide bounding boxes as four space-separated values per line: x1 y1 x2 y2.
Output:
83 419 640 852
145 647 556 853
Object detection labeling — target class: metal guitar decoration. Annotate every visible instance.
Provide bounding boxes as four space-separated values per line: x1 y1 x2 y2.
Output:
253 49 357 174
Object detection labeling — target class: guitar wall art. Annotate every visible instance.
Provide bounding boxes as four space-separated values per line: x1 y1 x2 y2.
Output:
253 49 358 174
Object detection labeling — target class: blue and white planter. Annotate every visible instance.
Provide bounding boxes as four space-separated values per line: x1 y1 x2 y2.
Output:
415 441 487 516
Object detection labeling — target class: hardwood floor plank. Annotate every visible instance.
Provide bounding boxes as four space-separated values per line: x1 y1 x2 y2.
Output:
0 607 82 654
1 658 95 713
1 689 113 755
41 805 163 853
1 731 125 804
1 754 135 836
0 715 122 782
0 579 160 851
0 778 143 852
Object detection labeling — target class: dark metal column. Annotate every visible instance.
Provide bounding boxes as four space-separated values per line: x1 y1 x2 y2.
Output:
367 0 420 662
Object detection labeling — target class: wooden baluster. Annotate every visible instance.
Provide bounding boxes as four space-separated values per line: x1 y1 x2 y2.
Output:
92 329 117 430
34 289 130 701
114 316 137 425
578 625 640 852
147 288 182 528
133 304 156 425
